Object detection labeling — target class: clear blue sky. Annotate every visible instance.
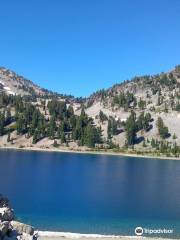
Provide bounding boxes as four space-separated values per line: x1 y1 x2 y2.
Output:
0 0 180 97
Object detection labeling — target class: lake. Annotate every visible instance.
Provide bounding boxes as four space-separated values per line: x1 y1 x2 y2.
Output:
0 149 180 238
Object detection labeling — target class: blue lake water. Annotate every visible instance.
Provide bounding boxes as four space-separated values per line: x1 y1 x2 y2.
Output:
0 150 180 238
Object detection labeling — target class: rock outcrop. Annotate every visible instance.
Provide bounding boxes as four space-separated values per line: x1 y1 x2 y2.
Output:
0 208 14 222
0 195 36 240
11 221 34 236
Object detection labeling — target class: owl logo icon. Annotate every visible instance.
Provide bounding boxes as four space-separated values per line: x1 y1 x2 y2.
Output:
135 226 143 236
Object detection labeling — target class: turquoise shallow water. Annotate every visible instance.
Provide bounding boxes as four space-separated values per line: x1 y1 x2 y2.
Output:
0 149 180 238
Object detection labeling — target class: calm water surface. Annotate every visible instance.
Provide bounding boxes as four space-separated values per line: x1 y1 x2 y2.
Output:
0 150 180 238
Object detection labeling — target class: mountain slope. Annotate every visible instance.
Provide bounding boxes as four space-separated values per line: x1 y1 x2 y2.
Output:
0 65 180 157
0 67 46 96
87 65 180 111
0 67 77 101
84 66 180 148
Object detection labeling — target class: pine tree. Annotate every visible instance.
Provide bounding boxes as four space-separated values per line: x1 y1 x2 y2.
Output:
16 114 26 135
107 119 112 139
107 117 117 139
151 138 156 148
0 112 5 136
173 133 177 140
7 131 11 142
33 130 39 144
60 132 66 144
143 140 146 147
125 111 137 145
6 108 11 125
156 117 169 139
138 98 146 110
99 110 108 123
84 125 101 148
48 115 56 139
67 105 74 117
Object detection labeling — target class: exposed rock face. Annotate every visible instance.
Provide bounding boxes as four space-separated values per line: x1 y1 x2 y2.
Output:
10 222 34 236
0 221 10 238
0 195 36 240
0 208 14 222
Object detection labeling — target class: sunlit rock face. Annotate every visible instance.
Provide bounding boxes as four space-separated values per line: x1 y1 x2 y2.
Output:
0 195 35 240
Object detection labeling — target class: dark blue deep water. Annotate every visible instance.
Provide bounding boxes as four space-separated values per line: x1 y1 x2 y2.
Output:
0 150 180 238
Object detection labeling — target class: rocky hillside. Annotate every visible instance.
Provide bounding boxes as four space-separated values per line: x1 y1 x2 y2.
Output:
0 65 179 157
0 67 76 101
87 65 180 112
84 65 180 149
0 194 36 240
0 67 47 96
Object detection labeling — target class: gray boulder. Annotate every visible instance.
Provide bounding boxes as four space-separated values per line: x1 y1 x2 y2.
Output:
18 234 34 240
10 221 34 236
0 207 14 221
0 221 10 238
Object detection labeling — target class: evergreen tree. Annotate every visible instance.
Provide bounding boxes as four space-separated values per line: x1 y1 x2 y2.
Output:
143 140 146 147
99 110 108 123
73 118 83 140
125 111 137 145
145 112 151 122
16 114 26 135
70 115 76 129
138 98 146 110
32 129 40 144
60 132 66 144
67 105 74 117
6 108 11 125
0 112 5 136
107 117 118 139
58 121 66 140
156 117 169 139
48 115 56 139
7 131 11 142
107 119 112 139
173 133 177 140
47 100 67 120
151 138 156 148
37 115 46 138
137 112 151 131
84 125 101 148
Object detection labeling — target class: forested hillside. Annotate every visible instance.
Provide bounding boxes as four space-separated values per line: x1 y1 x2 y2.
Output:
0 66 180 157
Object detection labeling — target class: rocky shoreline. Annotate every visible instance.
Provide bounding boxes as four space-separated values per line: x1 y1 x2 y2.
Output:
0 195 176 240
1 146 180 161
0 195 36 240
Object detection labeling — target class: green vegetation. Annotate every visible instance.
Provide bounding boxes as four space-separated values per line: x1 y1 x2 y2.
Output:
0 111 5 136
112 91 137 110
107 117 118 139
137 112 151 131
138 98 146 110
124 111 152 146
150 138 180 157
156 117 169 139
0 64 180 157
99 110 108 123
0 95 102 148
71 108 102 147
125 111 137 145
